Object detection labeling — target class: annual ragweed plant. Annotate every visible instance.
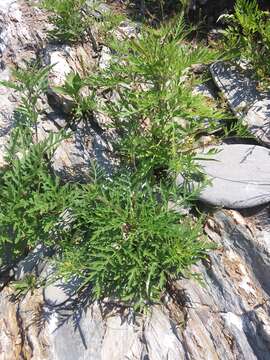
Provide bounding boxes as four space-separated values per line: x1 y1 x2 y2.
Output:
82 16 224 180
0 7 222 311
57 169 213 310
40 0 96 43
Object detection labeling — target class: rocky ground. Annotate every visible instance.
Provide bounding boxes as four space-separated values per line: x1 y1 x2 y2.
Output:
1 1 270 359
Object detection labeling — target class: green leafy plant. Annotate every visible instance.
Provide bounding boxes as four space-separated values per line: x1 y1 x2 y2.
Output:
97 10 126 43
219 0 270 86
53 72 96 122
0 59 73 265
12 274 44 299
0 131 71 264
57 170 212 310
0 5 224 312
40 0 98 43
85 16 224 180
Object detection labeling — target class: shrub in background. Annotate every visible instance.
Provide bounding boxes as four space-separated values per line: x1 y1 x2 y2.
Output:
220 0 270 87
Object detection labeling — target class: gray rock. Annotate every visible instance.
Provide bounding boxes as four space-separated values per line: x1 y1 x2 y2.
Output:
42 45 75 113
113 20 140 41
177 144 270 208
15 244 53 281
210 61 270 146
210 61 260 117
36 115 115 181
0 0 16 13
48 303 106 360
87 1 110 19
42 43 96 113
96 21 140 70
192 82 217 101
245 99 270 146
0 0 50 165
51 123 113 181
44 276 82 307
99 45 112 70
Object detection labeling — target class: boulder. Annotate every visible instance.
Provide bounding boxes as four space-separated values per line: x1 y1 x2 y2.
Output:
42 43 96 114
99 45 112 70
245 99 270 146
15 244 53 281
210 61 260 117
210 61 270 146
177 144 270 209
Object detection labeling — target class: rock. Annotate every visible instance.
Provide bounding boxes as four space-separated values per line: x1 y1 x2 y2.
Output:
190 63 208 74
143 307 186 359
208 28 223 43
46 302 106 359
99 45 112 70
101 312 144 359
197 135 216 148
0 267 14 291
51 122 114 181
15 244 53 281
245 99 270 147
42 43 96 113
37 116 88 181
192 82 217 101
0 1 49 65
36 115 61 141
43 276 82 307
113 20 140 41
177 144 270 209
36 114 115 181
0 288 24 359
88 1 110 19
0 0 15 12
0 0 49 163
43 45 75 113
98 20 140 72
210 61 270 146
157 208 270 360
168 200 191 216
210 61 260 117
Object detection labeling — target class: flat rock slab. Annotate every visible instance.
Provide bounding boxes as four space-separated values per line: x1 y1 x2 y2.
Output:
177 144 270 209
210 62 270 146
